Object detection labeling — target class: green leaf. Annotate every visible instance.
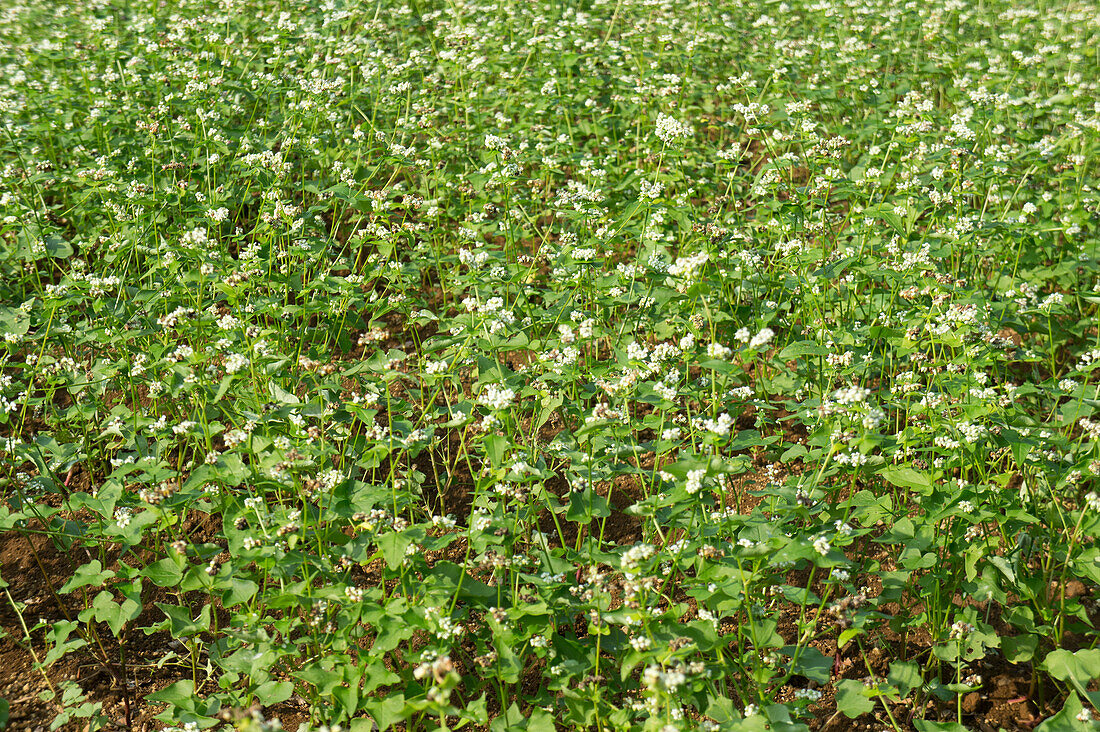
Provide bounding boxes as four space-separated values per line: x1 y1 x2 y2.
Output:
752 618 785 649
490 702 525 732
364 692 406 730
0 698 8 729
362 661 399 693
349 721 377 732
1002 634 1039 663
213 375 235 402
59 560 114 594
763 704 811 731
483 433 507 467
877 209 905 235
528 708 556 732
463 693 489 726
296 663 343 695
843 490 894 526
535 392 564 431
219 578 258 607
705 695 739 724
252 680 293 706
268 382 300 405
778 340 828 359
370 614 416 655
886 660 922 698
1042 649 1100 697
157 603 212 638
874 517 932 551
565 486 611 523
476 354 513 384
729 430 775 451
146 679 195 706
781 443 808 462
837 627 863 647
0 307 29 337
1003 605 1036 633
42 235 73 259
835 679 874 718
333 680 359 719
143 558 183 587
494 640 523 684
377 531 412 570
988 555 1017 585
784 646 832 684
879 465 932 495
91 587 142 636
43 621 87 666
432 561 497 604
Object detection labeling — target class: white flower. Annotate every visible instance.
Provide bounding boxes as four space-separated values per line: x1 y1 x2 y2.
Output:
654 382 678 401
225 353 249 374
696 412 733 436
794 688 823 702
172 420 197 435
668 251 708 279
640 179 664 199
622 543 656 573
749 327 775 349
949 620 975 639
431 514 457 529
707 342 732 359
685 468 706 494
641 664 687 693
958 421 987 443
654 112 693 144
479 384 515 411
626 342 649 361
484 133 508 151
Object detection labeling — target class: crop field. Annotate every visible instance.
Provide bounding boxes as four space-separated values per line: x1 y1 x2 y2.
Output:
0 0 1099 729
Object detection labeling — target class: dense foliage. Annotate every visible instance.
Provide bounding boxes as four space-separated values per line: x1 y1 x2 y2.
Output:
1 0 1099 729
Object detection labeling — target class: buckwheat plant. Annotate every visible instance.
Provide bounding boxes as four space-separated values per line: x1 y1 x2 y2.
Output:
0 0 1098 729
